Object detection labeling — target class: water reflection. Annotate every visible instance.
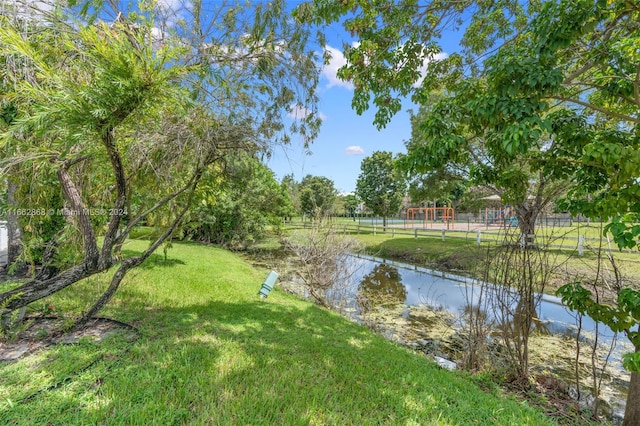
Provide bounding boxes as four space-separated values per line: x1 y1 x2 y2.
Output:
345 256 633 422
356 264 406 313
346 254 626 347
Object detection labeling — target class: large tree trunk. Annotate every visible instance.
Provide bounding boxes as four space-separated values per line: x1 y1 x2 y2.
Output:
515 206 538 249
0 262 100 312
623 345 640 426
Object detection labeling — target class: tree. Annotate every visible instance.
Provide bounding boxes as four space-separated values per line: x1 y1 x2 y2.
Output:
298 175 337 219
305 0 639 241
0 0 321 327
342 194 359 220
184 153 291 249
406 166 465 209
279 174 298 223
307 0 640 422
355 151 406 230
299 0 534 126
402 94 568 246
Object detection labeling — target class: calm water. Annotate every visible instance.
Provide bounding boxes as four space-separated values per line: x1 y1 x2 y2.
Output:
339 255 617 333
325 254 631 419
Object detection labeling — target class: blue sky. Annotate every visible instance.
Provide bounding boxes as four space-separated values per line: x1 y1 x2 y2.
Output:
268 86 416 194
11 0 461 194
267 33 417 194
266 12 463 194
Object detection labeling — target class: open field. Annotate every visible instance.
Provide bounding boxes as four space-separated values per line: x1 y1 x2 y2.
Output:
0 241 561 425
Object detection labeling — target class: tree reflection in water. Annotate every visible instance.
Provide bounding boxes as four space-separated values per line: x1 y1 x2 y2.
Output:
356 263 407 314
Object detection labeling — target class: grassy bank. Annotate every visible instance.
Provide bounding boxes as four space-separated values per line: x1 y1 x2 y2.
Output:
322 226 640 288
1 240 559 425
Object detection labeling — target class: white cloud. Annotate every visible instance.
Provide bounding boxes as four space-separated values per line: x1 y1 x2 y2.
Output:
288 104 327 121
412 51 448 88
322 45 354 90
156 0 190 13
155 0 192 27
345 145 365 156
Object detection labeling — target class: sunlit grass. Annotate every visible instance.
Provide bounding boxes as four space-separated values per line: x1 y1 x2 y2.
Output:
1 240 558 425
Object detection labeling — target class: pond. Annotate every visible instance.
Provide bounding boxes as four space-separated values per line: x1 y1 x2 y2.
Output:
287 254 633 422
334 254 622 342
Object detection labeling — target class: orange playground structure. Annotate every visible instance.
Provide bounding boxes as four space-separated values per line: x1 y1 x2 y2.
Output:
405 207 455 230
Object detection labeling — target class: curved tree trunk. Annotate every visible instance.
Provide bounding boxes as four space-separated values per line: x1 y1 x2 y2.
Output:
0 262 101 312
623 345 640 426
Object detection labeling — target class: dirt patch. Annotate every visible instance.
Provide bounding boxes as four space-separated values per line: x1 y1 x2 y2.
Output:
1 317 138 361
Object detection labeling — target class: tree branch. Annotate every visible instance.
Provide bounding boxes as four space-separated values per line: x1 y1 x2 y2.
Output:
550 95 639 124
0 261 97 313
99 127 127 269
57 163 99 266
76 167 204 325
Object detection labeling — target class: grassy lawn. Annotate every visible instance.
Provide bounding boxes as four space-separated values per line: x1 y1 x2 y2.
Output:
0 240 561 425
284 220 640 285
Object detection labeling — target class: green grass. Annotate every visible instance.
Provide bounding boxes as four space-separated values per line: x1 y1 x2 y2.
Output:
284 219 640 284
1 240 558 425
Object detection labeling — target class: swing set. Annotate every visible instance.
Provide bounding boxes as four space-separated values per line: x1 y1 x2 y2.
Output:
405 207 455 230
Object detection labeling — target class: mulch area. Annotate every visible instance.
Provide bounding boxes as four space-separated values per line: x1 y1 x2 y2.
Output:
2 267 138 362
1 316 138 362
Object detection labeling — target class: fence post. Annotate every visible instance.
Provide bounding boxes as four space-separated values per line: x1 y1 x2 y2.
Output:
476 230 481 246
373 225 376 236
441 229 446 241
578 235 584 256
414 229 418 239
392 228 395 238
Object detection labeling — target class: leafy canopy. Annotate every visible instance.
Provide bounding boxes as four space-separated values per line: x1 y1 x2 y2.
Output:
356 151 406 220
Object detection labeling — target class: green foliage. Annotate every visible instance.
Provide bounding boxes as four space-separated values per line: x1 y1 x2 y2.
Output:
406 168 466 208
557 283 640 372
300 0 533 128
0 293 27 341
308 0 640 247
298 175 337 217
11 167 68 267
184 154 290 249
623 352 640 374
280 174 300 219
0 0 322 318
356 151 406 221
342 194 359 217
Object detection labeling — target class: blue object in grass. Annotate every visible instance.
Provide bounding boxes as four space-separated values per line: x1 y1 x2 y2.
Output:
258 271 279 298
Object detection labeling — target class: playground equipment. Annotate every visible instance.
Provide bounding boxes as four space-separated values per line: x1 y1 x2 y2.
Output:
478 207 517 228
405 207 455 230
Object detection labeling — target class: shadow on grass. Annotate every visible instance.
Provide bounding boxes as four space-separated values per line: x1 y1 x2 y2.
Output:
1 294 557 425
119 250 186 270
